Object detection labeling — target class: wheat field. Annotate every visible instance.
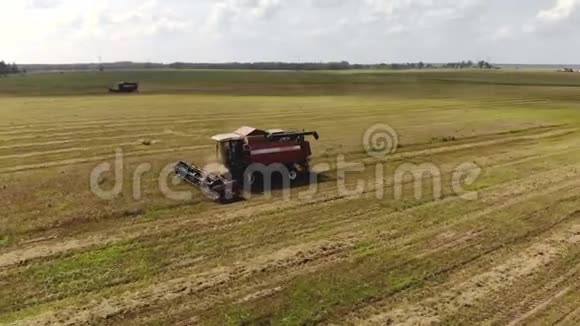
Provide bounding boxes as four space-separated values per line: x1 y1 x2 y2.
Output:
1 69 580 325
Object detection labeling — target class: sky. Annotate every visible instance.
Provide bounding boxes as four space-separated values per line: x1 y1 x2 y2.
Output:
0 0 579 64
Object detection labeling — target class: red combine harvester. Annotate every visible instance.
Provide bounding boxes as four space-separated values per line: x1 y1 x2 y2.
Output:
175 127 319 201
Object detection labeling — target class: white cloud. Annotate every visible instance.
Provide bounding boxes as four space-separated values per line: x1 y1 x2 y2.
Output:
538 0 578 22
364 0 481 19
488 26 514 41
206 0 282 33
27 0 62 9
1 0 580 64
69 0 191 40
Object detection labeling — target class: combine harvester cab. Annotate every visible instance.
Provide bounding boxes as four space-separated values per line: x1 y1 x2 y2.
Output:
175 126 319 202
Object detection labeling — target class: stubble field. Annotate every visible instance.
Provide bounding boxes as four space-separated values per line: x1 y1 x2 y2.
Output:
1 69 580 325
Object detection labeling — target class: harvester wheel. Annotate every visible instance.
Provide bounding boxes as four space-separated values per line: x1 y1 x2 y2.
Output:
288 170 298 181
245 171 258 187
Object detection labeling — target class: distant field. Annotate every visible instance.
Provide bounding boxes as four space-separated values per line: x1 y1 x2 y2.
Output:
2 70 580 325
4 69 580 96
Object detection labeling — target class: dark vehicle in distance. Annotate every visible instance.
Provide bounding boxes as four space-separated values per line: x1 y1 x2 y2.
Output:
109 81 139 93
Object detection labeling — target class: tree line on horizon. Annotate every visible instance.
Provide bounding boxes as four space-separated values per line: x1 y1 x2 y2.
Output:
165 60 495 71
443 60 494 69
17 60 496 73
0 61 22 75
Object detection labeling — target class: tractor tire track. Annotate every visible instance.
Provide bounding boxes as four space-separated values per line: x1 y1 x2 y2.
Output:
371 127 577 165
507 286 573 326
0 145 211 175
0 105 355 131
0 142 142 161
0 235 123 269
5 165 580 325
556 306 580 325
0 123 565 176
12 240 353 326
4 163 580 323
2 142 579 271
0 133 171 151
435 247 580 325
349 220 580 326
0 101 494 132
97 180 580 325
0 109 403 137
482 254 580 325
